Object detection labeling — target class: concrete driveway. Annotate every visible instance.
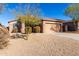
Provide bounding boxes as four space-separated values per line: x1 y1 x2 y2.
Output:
54 32 79 40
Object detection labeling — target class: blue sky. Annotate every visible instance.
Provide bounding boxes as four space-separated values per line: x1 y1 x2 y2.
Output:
0 3 71 26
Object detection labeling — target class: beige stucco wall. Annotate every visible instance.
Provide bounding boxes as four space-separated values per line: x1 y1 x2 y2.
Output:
8 21 16 36
21 23 25 33
8 21 26 35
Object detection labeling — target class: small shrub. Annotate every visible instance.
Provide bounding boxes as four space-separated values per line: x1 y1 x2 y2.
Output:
35 26 41 33
25 26 32 34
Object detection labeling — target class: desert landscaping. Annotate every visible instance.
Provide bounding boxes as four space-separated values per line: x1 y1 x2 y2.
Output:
0 3 79 56
0 33 79 56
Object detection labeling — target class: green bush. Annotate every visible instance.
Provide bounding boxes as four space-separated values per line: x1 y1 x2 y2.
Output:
25 26 32 34
35 26 40 33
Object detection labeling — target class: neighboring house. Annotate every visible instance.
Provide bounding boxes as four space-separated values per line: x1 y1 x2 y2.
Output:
63 20 79 32
8 18 79 35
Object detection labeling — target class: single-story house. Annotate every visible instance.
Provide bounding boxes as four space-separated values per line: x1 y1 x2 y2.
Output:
8 18 79 35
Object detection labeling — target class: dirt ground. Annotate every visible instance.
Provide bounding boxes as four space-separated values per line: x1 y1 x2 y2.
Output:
0 33 79 56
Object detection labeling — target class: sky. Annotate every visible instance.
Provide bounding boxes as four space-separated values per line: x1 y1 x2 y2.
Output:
0 3 71 27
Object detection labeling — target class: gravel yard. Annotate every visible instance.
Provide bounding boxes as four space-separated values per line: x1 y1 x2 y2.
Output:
0 33 79 56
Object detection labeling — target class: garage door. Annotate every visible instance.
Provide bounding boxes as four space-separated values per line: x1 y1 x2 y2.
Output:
43 24 55 33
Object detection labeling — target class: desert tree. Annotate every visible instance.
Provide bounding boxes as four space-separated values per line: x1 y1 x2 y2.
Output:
65 4 79 20
4 3 43 40
5 4 26 33
24 4 42 33
18 4 43 40
65 3 79 30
